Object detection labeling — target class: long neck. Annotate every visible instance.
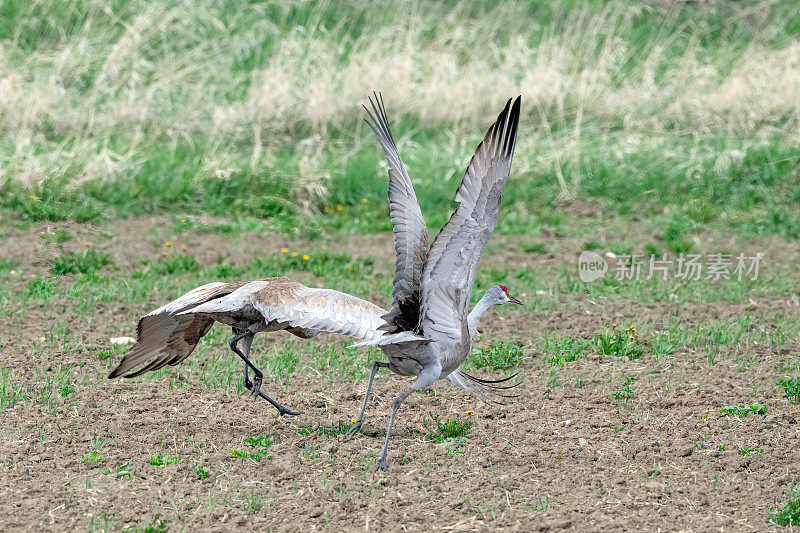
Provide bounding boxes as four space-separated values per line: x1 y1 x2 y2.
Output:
467 293 494 341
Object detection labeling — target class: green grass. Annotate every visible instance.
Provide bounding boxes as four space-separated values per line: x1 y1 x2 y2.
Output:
81 452 107 464
468 342 524 370
593 327 643 359
148 455 179 466
770 484 800 527
298 421 350 437
50 249 111 275
27 277 56 301
41 229 75 243
739 446 764 456
718 404 768 418
542 335 589 366
230 435 273 462
0 0 797 244
421 417 473 444
131 516 169 533
196 465 210 480
612 374 636 405
778 377 800 405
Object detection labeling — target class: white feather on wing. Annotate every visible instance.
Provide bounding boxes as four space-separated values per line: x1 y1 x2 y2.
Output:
252 286 388 343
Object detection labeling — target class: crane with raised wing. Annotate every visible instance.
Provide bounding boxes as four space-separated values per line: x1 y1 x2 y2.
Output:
346 93 523 469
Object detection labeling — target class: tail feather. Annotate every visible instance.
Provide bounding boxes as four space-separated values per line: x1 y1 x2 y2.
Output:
445 369 521 405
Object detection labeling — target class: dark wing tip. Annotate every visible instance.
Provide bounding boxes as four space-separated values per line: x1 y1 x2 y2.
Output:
363 91 395 144
502 96 521 158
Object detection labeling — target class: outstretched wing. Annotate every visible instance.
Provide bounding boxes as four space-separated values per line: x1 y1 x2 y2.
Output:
363 92 429 332
249 279 389 343
418 96 521 350
108 281 249 378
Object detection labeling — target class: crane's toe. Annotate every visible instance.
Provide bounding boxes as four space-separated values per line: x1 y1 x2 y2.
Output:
277 405 303 416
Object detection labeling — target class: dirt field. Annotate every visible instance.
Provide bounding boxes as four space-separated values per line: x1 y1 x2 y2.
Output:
2 218 800 532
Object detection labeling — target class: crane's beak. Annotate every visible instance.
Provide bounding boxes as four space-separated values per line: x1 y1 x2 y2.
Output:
508 295 523 306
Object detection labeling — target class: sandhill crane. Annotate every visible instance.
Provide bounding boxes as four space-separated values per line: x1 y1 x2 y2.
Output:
345 93 523 469
108 277 388 415
109 94 522 471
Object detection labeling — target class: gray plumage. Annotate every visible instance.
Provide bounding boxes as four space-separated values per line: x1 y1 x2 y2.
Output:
351 95 523 469
363 93 430 332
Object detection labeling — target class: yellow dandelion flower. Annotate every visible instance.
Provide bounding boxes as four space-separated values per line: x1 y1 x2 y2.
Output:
631 327 636 331
465 410 474 415
361 198 368 204
291 252 298 257
180 218 186 223
161 251 168 256
302 254 310 261
165 242 172 247
348 266 354 272
629 335 635 340
28 195 39 200
336 205 343 211
612 324 618 328
351 418 358 423
731 215 738 220
281 248 289 253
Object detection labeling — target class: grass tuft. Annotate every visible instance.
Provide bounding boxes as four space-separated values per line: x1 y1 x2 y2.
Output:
778 377 800 405
718 404 768 418
770 484 800 527
469 342 523 370
422 416 473 443
50 249 110 275
148 455 179 466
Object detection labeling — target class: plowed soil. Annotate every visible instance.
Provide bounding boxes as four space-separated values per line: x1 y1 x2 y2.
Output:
2 218 800 532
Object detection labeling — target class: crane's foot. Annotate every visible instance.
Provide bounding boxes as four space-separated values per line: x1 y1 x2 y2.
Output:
243 379 303 416
250 372 263 400
376 457 389 471
344 420 362 442
275 404 303 417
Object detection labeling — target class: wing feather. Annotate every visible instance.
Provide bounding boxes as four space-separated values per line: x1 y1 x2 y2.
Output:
108 281 248 378
363 92 430 332
419 96 521 350
251 282 388 343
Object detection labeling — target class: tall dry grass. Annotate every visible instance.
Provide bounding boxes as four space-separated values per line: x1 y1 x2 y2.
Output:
0 0 797 208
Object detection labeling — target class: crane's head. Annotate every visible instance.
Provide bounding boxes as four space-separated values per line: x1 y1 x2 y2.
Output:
487 285 523 306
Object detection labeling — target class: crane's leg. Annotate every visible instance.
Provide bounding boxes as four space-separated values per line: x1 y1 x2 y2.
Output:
232 328 255 391
345 361 389 441
238 329 254 391
376 366 440 471
229 330 302 416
